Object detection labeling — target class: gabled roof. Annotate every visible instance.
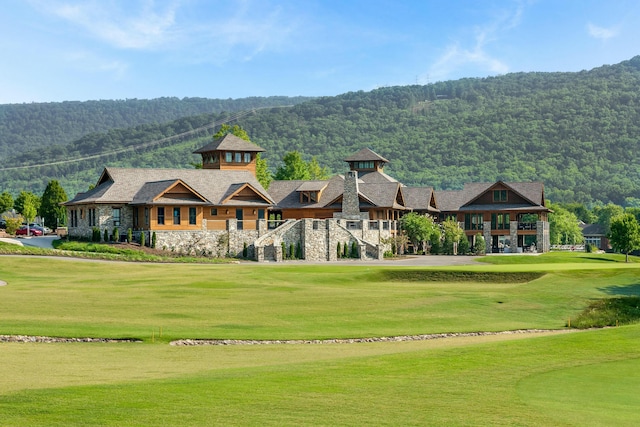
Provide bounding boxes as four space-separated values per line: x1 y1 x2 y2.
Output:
402 187 439 212
581 223 606 236
359 182 407 209
65 167 273 207
131 179 209 206
296 181 329 192
435 181 548 212
344 147 390 163
193 133 265 154
357 170 399 184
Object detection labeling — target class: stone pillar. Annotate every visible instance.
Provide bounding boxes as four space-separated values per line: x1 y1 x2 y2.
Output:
327 220 338 261
483 222 492 254
302 218 313 260
359 243 366 260
274 242 283 262
537 221 550 253
510 220 519 253
257 219 267 235
256 246 264 262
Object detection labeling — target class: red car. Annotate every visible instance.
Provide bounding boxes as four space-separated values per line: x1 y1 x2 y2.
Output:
15 226 43 236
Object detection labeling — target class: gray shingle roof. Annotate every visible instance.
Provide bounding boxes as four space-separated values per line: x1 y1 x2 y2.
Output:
65 167 273 207
193 133 265 154
344 147 390 163
402 187 439 212
435 182 548 212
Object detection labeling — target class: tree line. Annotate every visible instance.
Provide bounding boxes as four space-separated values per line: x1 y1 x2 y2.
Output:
3 57 640 205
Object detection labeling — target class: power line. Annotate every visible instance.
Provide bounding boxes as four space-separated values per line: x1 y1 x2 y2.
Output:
0 106 284 172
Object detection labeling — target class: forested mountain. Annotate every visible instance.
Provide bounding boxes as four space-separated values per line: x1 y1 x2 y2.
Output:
2 57 640 204
0 96 313 160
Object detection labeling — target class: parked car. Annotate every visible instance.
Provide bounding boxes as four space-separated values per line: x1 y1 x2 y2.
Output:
28 223 51 234
15 226 43 236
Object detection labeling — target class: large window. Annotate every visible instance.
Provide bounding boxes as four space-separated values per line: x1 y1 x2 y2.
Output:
491 213 510 230
88 208 97 227
157 207 165 225
173 207 181 225
244 152 251 163
133 207 138 228
225 152 232 162
189 207 196 225
235 152 242 163
464 213 484 230
112 208 121 226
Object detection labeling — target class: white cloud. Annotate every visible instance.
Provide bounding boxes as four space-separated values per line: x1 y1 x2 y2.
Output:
424 1 526 82
29 0 297 64
587 23 619 40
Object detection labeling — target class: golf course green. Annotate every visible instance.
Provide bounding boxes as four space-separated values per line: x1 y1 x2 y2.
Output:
0 252 638 426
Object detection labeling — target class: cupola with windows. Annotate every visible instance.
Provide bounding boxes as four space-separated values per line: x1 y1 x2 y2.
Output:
193 133 265 175
344 147 390 173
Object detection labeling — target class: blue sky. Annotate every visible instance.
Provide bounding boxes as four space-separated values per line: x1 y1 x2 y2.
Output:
2 0 639 104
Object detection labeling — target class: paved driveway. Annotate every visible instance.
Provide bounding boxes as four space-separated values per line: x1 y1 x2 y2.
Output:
0 235 57 249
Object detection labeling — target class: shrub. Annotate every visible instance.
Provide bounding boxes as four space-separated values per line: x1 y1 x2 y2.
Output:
296 241 302 259
281 241 286 259
343 242 348 258
243 242 248 258
92 227 100 242
458 236 470 255
127 228 132 243
289 243 295 260
113 227 119 243
103 229 108 243
337 242 341 259
473 234 486 255
351 241 359 258
140 232 146 247
151 232 157 249
430 239 441 254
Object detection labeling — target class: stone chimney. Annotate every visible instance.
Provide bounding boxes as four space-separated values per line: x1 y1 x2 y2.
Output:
335 170 368 220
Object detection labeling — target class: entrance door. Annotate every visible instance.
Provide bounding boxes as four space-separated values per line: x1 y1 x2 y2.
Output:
236 208 243 230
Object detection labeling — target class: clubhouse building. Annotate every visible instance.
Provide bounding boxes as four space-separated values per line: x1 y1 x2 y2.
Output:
64 135 550 261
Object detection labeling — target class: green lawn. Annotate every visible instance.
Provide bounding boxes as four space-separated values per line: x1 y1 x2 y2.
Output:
1 255 639 425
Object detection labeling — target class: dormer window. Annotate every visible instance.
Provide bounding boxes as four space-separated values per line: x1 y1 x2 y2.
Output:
493 190 507 202
300 191 319 204
244 153 251 162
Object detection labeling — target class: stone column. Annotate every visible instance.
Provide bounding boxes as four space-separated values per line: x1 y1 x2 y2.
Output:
327 220 338 261
483 222 492 254
256 246 264 262
510 220 519 253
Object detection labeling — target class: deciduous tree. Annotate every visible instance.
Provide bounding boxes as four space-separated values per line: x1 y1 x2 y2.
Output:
0 191 13 214
40 180 68 228
608 213 640 262
400 212 440 253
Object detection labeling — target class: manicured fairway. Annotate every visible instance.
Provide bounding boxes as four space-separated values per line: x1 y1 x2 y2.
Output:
1 255 639 426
